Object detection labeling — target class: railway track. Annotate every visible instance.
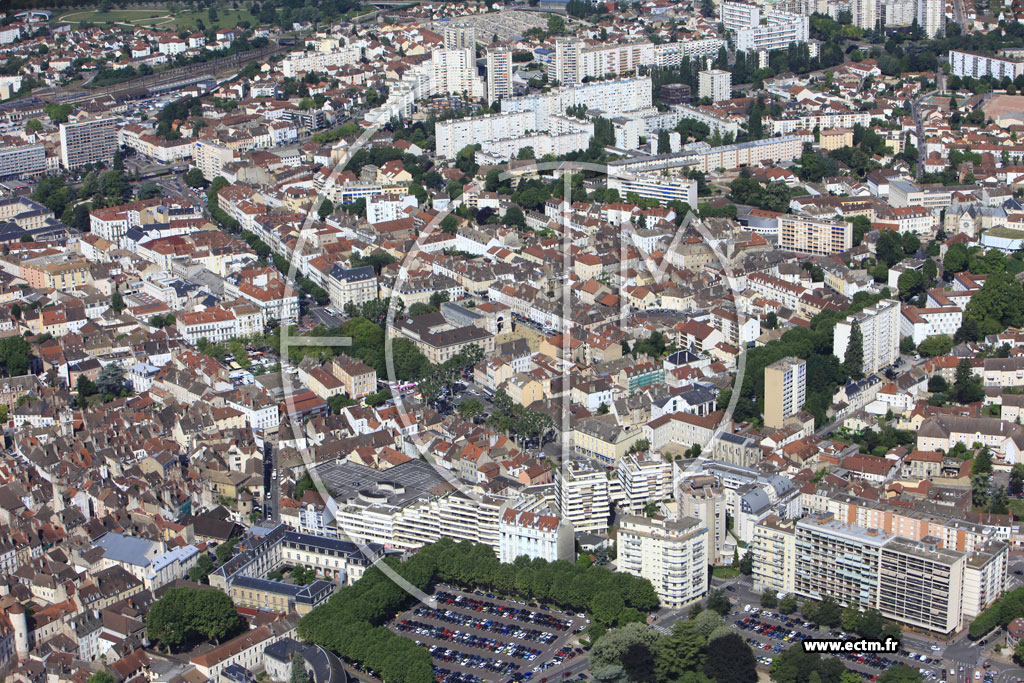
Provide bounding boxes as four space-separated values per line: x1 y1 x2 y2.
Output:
54 41 290 104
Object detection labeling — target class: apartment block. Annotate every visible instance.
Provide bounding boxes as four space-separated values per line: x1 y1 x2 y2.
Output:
764 357 806 430
751 515 797 595
618 515 709 608
833 299 900 377
698 70 732 103
59 117 118 170
556 460 612 533
678 476 728 565
486 48 513 103
778 214 853 255
877 537 963 633
443 23 477 50
616 454 674 514
0 142 45 180
430 48 483 98
498 508 574 563
548 37 581 85
948 50 1024 80
795 512 889 608
735 12 810 52
720 0 761 31
917 0 943 38
327 265 377 311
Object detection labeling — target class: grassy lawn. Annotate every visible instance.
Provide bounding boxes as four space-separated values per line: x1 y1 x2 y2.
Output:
712 566 740 578
57 7 257 31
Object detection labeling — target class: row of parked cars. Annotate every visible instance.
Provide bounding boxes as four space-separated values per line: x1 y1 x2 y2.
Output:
412 606 558 644
397 619 544 661
436 591 573 631
427 644 522 675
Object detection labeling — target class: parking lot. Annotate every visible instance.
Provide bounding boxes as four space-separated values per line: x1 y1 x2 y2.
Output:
390 587 590 683
733 607 946 680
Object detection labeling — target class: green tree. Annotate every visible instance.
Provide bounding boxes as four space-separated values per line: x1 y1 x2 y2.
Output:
1010 463 1024 494
24 119 43 134
146 587 245 651
693 609 725 637
706 589 732 615
97 363 126 397
952 359 983 404
877 665 924 683
917 334 952 357
964 271 1024 336
591 622 662 668
87 673 115 683
778 593 798 614
111 290 126 313
184 168 206 188
547 14 566 33
944 242 970 274
188 553 215 582
842 323 864 381
761 589 778 608
317 199 334 219
739 550 753 575
704 633 757 683
897 269 924 301
291 653 312 683
0 336 30 377
876 231 905 267
654 621 706 682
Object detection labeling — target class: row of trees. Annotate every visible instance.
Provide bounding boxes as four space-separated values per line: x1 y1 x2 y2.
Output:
297 539 660 682
968 585 1024 639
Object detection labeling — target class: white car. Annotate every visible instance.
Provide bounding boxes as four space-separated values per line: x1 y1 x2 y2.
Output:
931 646 942 652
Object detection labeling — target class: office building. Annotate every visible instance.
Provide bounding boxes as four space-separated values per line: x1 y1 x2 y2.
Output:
0 143 45 180
618 514 709 608
698 69 732 103
486 48 513 103
833 299 900 377
948 50 1024 80
499 508 574 563
720 0 761 31
59 117 118 170
442 23 476 50
764 357 806 429
556 459 612 533
778 214 852 255
607 174 698 209
735 12 810 52
917 0 943 38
